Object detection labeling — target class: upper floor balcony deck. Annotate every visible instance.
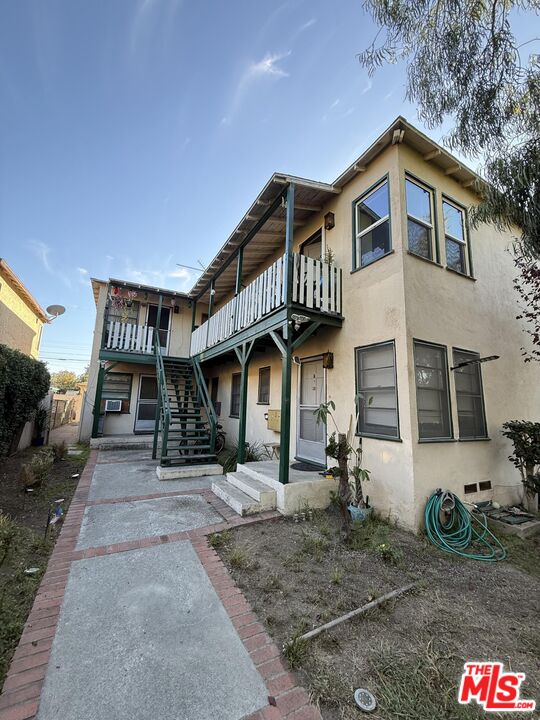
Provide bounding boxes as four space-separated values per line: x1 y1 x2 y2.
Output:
190 252 342 356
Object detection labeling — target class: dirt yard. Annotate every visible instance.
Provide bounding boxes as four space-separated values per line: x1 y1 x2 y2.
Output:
0 443 89 685
214 511 540 720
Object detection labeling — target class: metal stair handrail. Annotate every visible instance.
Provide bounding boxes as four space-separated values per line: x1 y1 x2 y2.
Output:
191 359 217 453
154 336 172 461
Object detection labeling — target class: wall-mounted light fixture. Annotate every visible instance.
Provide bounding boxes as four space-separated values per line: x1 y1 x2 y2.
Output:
291 313 309 331
324 212 335 231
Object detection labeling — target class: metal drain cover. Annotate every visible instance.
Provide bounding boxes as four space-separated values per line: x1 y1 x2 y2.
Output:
354 688 377 712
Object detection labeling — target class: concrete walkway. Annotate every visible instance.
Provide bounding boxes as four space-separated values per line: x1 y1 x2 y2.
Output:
0 450 321 720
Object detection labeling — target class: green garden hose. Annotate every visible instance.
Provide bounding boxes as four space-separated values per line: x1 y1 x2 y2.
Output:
425 489 507 561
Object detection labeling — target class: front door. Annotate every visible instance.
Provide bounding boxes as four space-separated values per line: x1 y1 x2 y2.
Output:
135 375 158 433
147 305 171 354
296 357 326 466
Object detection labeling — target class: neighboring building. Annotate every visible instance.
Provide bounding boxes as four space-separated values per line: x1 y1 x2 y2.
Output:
82 117 539 530
0 258 48 357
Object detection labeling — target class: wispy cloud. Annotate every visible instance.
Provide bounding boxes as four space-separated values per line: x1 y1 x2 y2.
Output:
221 50 291 126
248 51 291 79
29 239 72 288
128 0 183 61
29 240 52 273
360 79 373 96
77 267 89 285
299 18 316 32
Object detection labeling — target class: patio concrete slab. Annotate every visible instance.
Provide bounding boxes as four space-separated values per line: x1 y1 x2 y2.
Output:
36 542 268 720
76 495 223 550
89 461 214 501
96 448 156 464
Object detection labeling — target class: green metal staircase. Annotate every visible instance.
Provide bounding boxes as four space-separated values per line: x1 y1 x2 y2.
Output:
153 341 217 467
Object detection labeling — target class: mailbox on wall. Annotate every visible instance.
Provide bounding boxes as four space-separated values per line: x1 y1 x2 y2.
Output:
267 409 281 432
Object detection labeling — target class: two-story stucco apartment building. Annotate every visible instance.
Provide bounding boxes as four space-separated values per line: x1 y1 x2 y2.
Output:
0 258 48 358
80 117 539 530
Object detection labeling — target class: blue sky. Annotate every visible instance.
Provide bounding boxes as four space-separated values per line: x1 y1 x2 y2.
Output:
1 0 435 373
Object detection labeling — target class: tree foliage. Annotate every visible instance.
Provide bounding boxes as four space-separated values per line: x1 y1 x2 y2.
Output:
501 420 540 494
50 370 79 391
0 344 50 457
360 0 540 357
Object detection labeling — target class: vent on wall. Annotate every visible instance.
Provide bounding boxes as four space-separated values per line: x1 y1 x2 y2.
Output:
464 483 478 494
479 480 492 491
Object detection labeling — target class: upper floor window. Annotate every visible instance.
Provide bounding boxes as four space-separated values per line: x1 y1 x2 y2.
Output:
405 177 435 261
443 199 469 275
354 178 391 269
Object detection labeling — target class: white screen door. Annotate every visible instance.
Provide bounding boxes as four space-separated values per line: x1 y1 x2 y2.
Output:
296 358 326 466
135 375 158 433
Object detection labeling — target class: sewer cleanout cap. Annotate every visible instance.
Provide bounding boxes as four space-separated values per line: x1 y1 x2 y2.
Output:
354 688 377 712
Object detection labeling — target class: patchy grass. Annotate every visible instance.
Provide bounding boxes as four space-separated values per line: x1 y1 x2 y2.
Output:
216 510 540 720
0 443 87 686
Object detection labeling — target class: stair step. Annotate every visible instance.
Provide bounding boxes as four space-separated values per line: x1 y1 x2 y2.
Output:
227 471 276 509
162 453 217 466
212 479 262 516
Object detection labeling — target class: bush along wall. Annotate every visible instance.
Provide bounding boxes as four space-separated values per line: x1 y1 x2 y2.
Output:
0 344 50 457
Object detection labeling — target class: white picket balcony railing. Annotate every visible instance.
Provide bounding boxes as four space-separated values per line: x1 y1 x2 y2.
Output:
190 252 342 356
105 321 154 354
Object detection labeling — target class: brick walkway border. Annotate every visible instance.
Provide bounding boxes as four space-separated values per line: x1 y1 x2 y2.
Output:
0 450 321 720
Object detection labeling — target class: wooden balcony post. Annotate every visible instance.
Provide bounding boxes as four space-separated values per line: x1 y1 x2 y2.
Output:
235 247 243 295
235 341 254 465
191 299 197 331
155 294 163 349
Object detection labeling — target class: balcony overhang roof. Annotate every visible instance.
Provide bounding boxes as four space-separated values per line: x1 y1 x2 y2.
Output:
90 277 189 308
190 174 341 304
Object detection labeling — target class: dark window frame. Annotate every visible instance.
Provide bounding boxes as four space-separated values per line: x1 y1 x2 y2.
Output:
352 175 392 271
300 229 323 259
354 340 401 441
405 173 439 263
413 340 454 442
257 366 271 405
230 372 241 418
442 195 473 277
101 372 133 414
452 347 489 440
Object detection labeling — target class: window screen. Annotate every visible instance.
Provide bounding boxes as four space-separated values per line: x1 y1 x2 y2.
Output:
355 341 399 438
230 373 241 417
414 342 452 440
354 179 391 268
406 177 434 260
453 349 488 439
258 367 271 404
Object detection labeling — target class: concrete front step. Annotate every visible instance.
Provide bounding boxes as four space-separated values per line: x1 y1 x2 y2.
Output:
227 471 276 510
212 479 263 516
156 463 223 480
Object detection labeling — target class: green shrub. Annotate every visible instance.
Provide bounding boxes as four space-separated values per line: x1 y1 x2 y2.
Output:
502 420 540 495
0 345 50 456
219 441 267 473
0 514 17 566
20 451 53 488
52 441 68 461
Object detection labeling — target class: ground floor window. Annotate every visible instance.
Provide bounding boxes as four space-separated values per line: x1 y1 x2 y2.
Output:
355 341 399 439
230 372 241 417
101 372 132 413
414 341 452 440
453 349 488 439
258 366 271 404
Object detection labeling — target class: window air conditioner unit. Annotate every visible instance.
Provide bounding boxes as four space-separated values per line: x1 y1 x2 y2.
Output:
105 399 122 412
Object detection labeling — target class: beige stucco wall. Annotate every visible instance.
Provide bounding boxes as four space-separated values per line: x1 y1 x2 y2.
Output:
397 143 539 527
0 271 44 357
198 140 539 530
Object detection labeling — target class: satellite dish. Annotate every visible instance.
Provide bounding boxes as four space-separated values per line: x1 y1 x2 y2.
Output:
46 304 66 318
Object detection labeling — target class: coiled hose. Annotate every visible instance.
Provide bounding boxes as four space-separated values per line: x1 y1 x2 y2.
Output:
425 489 507 561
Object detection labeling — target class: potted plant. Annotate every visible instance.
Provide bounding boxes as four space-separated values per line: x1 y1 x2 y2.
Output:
32 407 48 446
315 399 373 539
348 465 372 521
501 420 540 513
